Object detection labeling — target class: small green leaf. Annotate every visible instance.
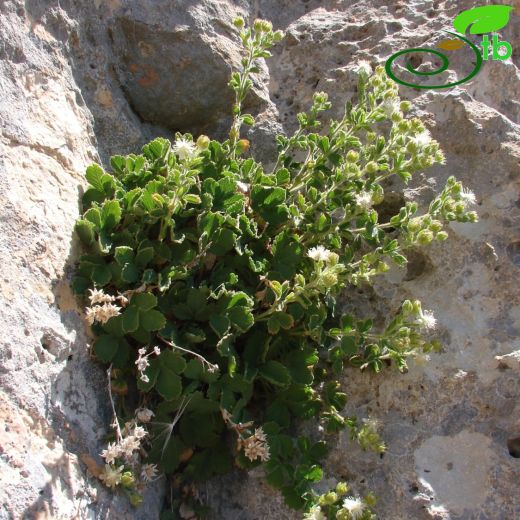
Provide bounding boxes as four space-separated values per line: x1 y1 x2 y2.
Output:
101 200 121 230
91 264 112 286
156 369 182 400
75 220 95 246
115 246 134 266
208 228 236 256
209 314 230 338
86 164 105 191
121 263 139 283
267 312 294 335
84 207 102 229
135 247 154 268
140 309 166 331
227 306 254 333
159 350 187 374
259 361 291 387
303 464 323 482
93 335 119 362
340 336 358 355
132 292 157 310
122 305 139 333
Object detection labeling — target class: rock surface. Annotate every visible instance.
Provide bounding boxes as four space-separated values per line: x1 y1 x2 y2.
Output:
0 0 519 519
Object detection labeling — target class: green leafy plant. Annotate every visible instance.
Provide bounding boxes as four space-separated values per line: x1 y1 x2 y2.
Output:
73 17 477 519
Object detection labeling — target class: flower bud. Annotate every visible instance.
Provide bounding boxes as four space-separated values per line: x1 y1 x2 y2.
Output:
391 111 403 123
436 231 448 241
417 229 434 245
129 493 143 507
398 120 409 133
336 482 349 496
196 134 210 150
467 211 478 222
376 261 390 273
402 300 414 314
429 220 443 232
273 30 284 42
121 471 135 488
237 139 250 154
400 100 412 112
365 161 378 174
233 16 244 28
320 491 338 505
366 132 376 142
407 217 422 232
346 150 359 162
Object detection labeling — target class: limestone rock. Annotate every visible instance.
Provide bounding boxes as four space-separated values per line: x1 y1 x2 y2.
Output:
0 0 519 519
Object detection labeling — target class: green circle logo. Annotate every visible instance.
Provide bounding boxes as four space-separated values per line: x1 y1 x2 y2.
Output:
385 31 483 89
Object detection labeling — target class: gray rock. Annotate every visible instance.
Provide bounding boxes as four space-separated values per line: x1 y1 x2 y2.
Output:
0 0 519 519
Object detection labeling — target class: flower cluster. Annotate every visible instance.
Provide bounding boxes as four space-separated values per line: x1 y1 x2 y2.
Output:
135 346 161 383
85 288 124 325
98 420 156 503
238 427 270 462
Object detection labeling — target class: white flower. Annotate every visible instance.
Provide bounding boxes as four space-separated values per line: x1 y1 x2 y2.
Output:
419 309 437 330
88 288 115 305
136 408 154 423
253 427 267 442
307 245 332 262
138 347 147 356
85 307 97 325
241 428 270 462
381 97 401 117
135 356 150 373
133 425 147 440
153 346 161 356
101 442 121 464
173 138 197 161
120 435 140 457
141 463 158 483
237 181 250 194
355 191 373 211
140 374 150 383
460 188 476 206
99 464 124 489
304 505 327 520
353 60 372 77
342 496 365 519
85 303 121 325
411 130 431 149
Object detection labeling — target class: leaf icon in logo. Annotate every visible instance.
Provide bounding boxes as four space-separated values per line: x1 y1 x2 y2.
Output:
437 39 466 51
453 5 514 35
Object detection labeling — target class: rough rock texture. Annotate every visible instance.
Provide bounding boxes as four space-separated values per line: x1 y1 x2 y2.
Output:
0 0 519 519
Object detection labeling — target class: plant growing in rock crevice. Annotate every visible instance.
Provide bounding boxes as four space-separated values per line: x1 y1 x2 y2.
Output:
73 17 477 519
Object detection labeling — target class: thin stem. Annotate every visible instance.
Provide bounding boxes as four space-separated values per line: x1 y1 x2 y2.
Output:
158 336 217 371
107 365 123 443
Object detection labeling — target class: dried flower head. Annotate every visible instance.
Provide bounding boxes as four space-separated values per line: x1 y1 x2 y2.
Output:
99 464 124 489
136 408 154 423
141 463 158 483
101 442 121 465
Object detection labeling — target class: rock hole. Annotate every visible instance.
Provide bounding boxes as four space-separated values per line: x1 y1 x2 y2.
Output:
507 436 520 458
376 192 405 225
404 249 432 281
407 54 423 70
